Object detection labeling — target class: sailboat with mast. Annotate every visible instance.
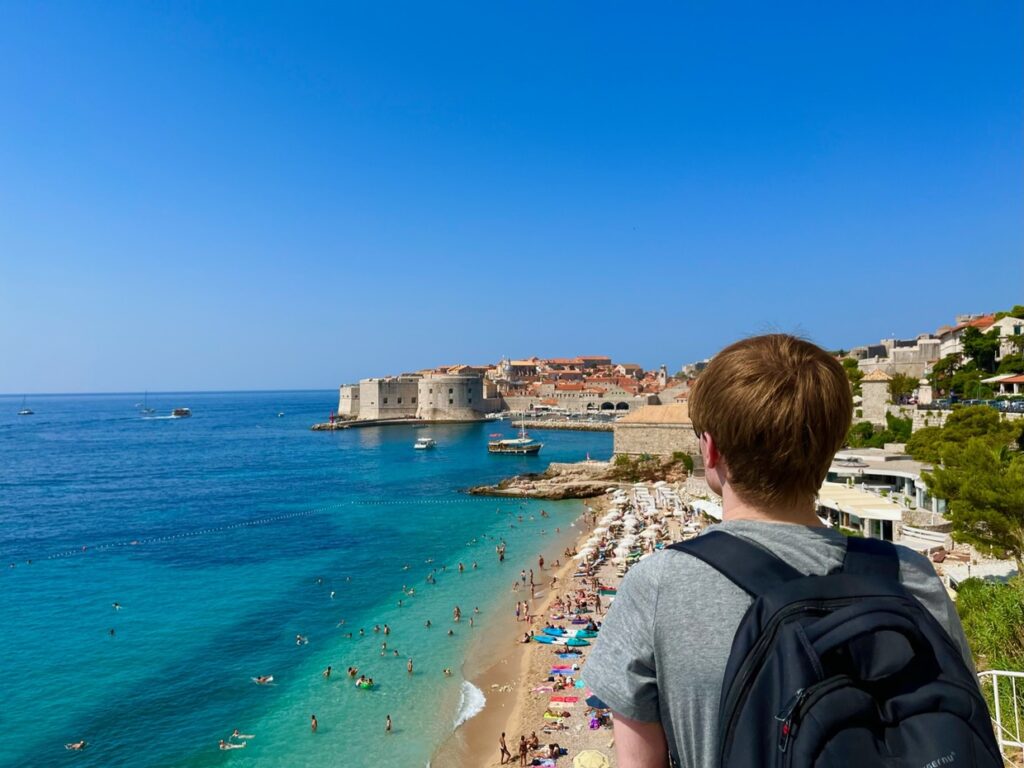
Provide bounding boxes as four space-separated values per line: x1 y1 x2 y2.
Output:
17 396 33 416
488 423 542 455
139 391 155 415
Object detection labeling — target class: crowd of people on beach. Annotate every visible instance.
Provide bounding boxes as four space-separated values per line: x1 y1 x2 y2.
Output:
493 485 699 767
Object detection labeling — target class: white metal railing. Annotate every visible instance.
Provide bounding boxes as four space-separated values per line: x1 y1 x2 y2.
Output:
978 670 1024 764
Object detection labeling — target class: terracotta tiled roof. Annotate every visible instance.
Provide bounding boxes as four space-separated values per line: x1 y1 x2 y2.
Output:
554 382 585 391
862 369 892 382
617 404 691 425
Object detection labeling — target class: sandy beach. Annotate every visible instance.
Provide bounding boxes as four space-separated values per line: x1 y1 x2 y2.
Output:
434 481 696 767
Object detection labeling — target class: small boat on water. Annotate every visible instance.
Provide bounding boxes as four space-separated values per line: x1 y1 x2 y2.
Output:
17 396 33 416
171 407 192 418
488 425 542 455
414 437 437 450
139 391 156 415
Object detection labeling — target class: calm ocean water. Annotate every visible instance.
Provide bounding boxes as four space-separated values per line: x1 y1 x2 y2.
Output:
0 392 611 767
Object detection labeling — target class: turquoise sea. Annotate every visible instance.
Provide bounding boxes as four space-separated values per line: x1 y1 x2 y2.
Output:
0 392 611 767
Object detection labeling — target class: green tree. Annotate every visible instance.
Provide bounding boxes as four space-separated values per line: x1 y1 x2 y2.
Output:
845 413 911 448
949 361 992 399
885 412 912 443
997 353 1024 375
929 354 960 396
962 327 1001 374
907 406 1022 464
888 373 918 403
841 358 864 396
926 442 1024 572
910 406 1024 571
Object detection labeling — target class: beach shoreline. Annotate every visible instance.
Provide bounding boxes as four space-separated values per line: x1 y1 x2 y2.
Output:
432 495 611 767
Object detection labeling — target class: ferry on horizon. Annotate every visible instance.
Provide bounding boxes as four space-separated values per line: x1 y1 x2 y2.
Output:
488 425 542 455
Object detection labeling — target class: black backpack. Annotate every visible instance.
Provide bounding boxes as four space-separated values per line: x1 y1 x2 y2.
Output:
669 531 1002 768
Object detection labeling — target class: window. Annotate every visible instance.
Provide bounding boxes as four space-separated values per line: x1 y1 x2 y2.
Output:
449 398 454 405
383 397 388 404
397 397 402 404
412 397 417 403
449 388 453 394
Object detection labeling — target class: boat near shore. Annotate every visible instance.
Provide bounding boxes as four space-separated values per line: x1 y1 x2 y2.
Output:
414 437 436 450
488 426 542 455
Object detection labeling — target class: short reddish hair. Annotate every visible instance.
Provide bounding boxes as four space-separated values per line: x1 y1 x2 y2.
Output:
689 334 852 509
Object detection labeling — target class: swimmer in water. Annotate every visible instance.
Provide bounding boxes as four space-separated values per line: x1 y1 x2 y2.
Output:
330 591 335 599
112 602 121 610
65 741 87 751
219 740 246 750
443 668 452 676
425 620 432 629
322 666 332 679
311 714 318 732
231 730 254 740
296 634 308 645
254 676 272 685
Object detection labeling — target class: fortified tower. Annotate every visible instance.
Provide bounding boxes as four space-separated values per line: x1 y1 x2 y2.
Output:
416 374 484 420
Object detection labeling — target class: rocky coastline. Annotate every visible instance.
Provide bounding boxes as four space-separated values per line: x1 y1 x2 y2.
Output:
468 455 691 499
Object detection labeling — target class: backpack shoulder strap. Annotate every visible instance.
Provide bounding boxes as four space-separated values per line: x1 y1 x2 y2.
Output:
668 530 802 598
842 536 901 581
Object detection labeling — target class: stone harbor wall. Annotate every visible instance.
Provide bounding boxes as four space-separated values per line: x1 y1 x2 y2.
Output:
614 423 699 458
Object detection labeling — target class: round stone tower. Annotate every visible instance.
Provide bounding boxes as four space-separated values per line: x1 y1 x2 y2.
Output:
416 375 484 420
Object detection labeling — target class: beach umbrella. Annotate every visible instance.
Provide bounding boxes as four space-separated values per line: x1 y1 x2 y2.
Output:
592 526 607 535
574 751 612 768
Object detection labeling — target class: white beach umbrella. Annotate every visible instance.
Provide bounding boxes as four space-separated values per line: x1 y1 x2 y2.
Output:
592 526 608 535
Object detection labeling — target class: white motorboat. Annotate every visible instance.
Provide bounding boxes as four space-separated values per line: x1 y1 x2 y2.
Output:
414 437 437 450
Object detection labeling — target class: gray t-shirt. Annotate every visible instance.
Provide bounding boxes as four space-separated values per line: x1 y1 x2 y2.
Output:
583 520 974 767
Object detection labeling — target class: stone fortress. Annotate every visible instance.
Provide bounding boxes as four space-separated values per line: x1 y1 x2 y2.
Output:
337 373 495 422
332 356 689 425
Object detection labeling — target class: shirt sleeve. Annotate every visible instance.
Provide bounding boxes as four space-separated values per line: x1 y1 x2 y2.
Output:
583 555 662 722
897 546 977 674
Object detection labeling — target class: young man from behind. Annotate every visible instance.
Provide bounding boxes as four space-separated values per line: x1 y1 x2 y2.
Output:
583 334 979 767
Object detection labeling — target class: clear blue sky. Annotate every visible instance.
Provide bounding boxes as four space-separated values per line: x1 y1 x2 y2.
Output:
1 2 1021 393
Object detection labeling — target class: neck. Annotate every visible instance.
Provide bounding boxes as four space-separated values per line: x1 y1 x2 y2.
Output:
720 484 822 527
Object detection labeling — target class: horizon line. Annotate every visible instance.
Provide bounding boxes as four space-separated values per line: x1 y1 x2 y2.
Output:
0 388 338 398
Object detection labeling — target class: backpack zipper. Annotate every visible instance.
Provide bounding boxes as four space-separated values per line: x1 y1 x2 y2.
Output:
776 676 852 758
719 598 857 766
